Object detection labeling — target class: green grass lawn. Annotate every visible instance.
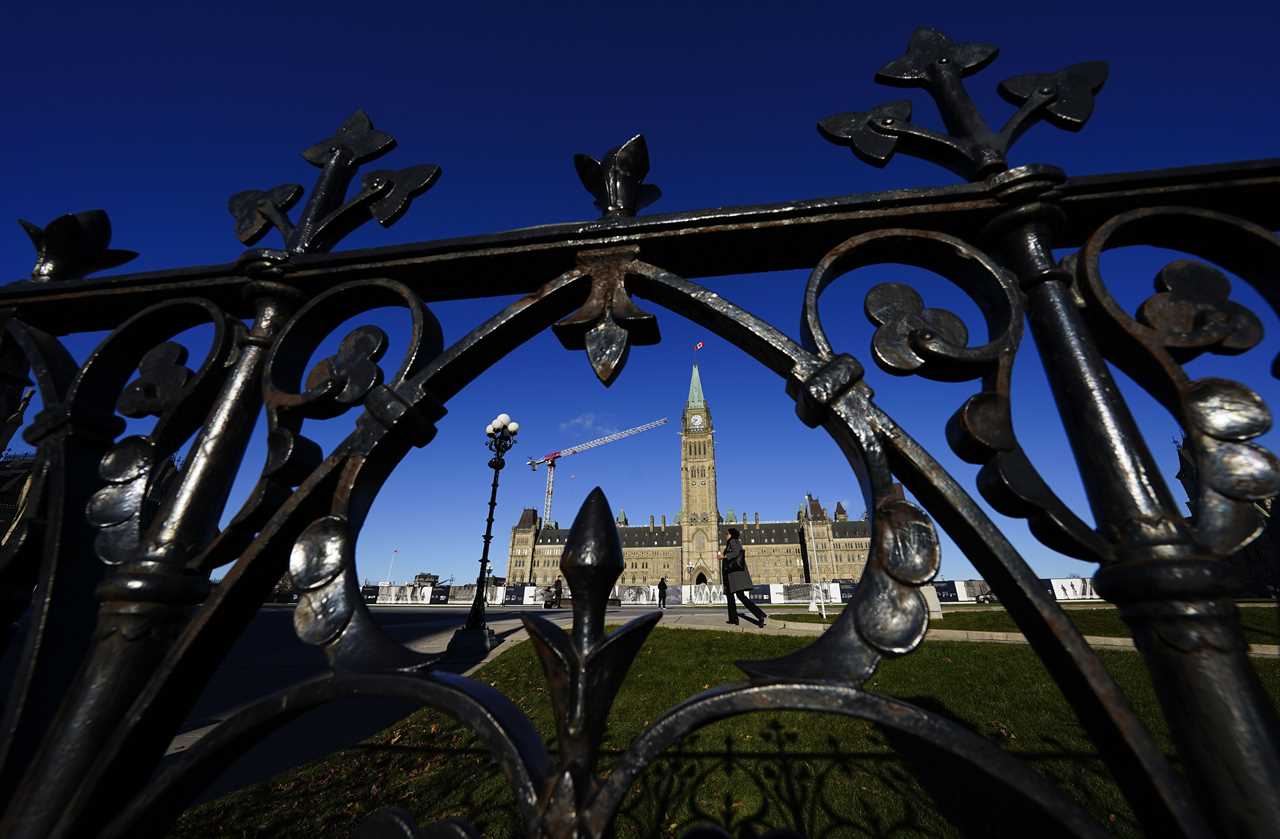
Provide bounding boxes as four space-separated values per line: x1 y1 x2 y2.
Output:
784 604 1280 646
170 626 1280 838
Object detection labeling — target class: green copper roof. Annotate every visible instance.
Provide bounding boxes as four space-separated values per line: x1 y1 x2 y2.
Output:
687 363 705 407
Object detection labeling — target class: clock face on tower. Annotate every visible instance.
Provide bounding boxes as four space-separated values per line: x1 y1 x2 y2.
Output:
690 413 704 429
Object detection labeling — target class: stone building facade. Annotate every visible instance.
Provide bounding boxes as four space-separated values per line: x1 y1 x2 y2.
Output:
505 365 871 588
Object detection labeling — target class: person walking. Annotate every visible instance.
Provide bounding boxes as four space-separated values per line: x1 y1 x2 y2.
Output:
552 576 563 608
658 577 668 610
721 528 767 626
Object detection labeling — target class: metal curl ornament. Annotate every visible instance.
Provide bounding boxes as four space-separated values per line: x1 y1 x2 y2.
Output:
801 228 1018 382
1075 207 1280 556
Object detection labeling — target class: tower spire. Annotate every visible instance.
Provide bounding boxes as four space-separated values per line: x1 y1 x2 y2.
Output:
687 363 705 407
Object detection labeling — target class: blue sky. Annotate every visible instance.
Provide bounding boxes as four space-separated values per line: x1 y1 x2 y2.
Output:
2 2 1277 585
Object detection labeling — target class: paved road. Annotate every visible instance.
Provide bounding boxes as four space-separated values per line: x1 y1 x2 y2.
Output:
188 603 745 725
184 605 511 730
169 603 738 803
0 601 806 806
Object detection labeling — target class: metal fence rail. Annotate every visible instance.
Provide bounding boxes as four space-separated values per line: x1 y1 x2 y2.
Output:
0 25 1276 838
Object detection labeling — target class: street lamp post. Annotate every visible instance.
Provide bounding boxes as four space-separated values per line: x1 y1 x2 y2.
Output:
449 413 519 657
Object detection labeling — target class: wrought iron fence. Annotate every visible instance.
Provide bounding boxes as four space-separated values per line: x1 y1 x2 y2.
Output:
0 25 1277 838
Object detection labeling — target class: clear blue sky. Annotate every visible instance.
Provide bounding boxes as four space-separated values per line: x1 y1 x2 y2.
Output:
3 2 1277 585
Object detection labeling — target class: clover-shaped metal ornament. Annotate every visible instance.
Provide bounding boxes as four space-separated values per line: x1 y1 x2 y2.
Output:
302 109 395 167
228 110 441 254
999 61 1108 130
116 343 195 418
1137 259 1262 359
300 164 444 253
18 210 137 282
228 184 303 246
865 282 968 375
817 101 911 167
301 325 388 418
820 26 1109 182
365 164 443 225
876 27 999 85
574 134 662 217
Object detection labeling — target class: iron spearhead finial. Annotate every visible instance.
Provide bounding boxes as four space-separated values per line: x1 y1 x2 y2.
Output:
561 486 625 650
521 487 661 816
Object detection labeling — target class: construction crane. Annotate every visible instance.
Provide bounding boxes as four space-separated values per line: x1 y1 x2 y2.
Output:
529 417 668 526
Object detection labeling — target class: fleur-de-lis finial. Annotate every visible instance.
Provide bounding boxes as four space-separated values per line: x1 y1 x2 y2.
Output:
553 247 661 386
521 488 661 828
18 210 137 282
574 134 662 217
228 110 442 255
819 26 1107 181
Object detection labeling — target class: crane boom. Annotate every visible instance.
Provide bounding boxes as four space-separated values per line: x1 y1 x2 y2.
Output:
527 417 668 525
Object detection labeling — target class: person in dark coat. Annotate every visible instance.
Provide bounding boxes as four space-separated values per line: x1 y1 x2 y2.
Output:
658 577 668 610
553 576 563 608
721 528 767 626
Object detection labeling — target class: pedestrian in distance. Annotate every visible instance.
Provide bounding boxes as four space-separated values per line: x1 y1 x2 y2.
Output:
658 576 668 610
721 527 767 627
553 576 563 608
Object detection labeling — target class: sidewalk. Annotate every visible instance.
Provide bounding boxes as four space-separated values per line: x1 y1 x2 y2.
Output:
442 610 1280 678
651 612 1280 657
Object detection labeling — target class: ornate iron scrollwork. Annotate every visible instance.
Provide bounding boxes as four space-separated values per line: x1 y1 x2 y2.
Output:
820 27 1107 179
0 22 1275 839
229 109 441 256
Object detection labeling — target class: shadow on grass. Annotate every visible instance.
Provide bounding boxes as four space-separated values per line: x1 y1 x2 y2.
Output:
172 632 1209 837
875 696 1130 838
611 708 1132 838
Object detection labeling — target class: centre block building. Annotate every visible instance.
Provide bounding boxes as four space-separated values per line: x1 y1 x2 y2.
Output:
504 365 871 588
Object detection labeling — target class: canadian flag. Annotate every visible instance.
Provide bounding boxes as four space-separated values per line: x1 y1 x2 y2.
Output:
693 341 704 351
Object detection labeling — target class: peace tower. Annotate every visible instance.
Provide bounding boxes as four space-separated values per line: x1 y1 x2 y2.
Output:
679 364 719 584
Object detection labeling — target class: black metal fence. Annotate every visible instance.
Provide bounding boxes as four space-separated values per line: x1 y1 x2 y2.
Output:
0 26 1277 838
